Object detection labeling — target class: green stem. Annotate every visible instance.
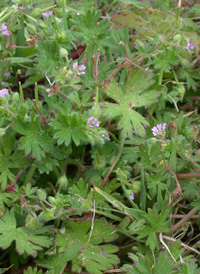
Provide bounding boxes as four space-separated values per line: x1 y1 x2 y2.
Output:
102 139 125 186
18 82 24 103
53 166 61 179
62 0 68 30
175 0 181 26
34 82 39 105
24 161 37 185
172 67 179 83
139 159 146 211
158 68 163 85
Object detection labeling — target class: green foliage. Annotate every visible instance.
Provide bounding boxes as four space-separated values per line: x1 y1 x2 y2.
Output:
0 0 199 273
12 115 54 161
50 112 88 146
56 218 119 274
23 267 43 274
0 208 53 256
0 134 28 190
102 67 160 138
137 205 171 250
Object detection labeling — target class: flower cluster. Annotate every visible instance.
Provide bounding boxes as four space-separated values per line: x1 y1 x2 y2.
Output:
185 37 194 50
151 123 166 136
0 88 9 97
73 62 86 75
87 116 99 128
42 11 52 18
0 24 9 36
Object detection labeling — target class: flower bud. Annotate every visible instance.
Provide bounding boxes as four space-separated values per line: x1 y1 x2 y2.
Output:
177 85 185 100
37 21 48 29
25 213 38 228
59 48 68 58
147 137 157 145
173 34 181 43
180 58 189 67
56 175 68 190
11 92 19 102
37 189 47 201
26 23 37 34
131 181 141 193
31 8 41 18
22 0 31 5
48 196 56 205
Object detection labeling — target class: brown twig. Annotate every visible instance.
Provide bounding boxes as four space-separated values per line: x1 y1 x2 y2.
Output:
171 206 199 233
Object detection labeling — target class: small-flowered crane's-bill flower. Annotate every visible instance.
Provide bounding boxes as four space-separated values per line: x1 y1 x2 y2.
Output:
0 24 10 36
102 134 110 140
87 116 99 128
73 61 86 75
42 11 52 18
151 123 166 136
185 37 195 50
130 193 134 200
4 72 11 77
0 88 9 97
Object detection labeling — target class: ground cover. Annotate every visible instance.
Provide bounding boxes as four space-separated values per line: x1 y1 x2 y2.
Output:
0 0 199 273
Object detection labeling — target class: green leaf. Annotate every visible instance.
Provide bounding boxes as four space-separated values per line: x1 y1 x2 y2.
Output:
12 115 54 161
178 261 200 274
37 241 81 274
0 208 53 256
102 67 160 138
137 205 171 250
111 8 185 40
50 112 88 147
0 134 28 190
5 57 33 64
56 219 119 274
0 191 12 216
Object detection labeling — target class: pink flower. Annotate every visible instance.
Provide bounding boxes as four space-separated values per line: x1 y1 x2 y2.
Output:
185 37 194 50
0 88 9 97
87 116 99 128
151 123 166 136
0 24 10 36
42 11 52 18
73 61 86 75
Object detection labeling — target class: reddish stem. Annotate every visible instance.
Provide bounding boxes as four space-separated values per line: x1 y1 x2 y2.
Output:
176 173 200 178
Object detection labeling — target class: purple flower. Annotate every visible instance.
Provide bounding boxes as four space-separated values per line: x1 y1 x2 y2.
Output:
42 11 52 18
102 134 110 140
130 193 134 200
0 88 9 97
73 61 86 75
87 116 99 128
185 37 195 50
0 24 9 36
4 72 11 77
151 123 166 136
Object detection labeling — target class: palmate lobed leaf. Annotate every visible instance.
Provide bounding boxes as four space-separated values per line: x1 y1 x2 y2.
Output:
12 115 54 161
0 134 28 190
56 218 119 274
37 241 81 274
0 209 53 257
111 8 185 39
102 67 160 138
